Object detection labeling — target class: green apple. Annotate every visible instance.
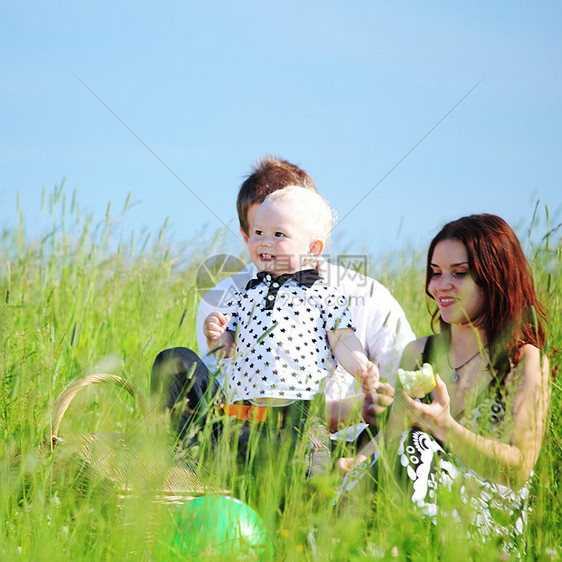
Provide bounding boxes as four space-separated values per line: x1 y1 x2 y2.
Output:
397 363 436 398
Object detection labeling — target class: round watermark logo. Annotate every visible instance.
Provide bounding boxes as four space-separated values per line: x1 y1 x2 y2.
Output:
195 254 249 307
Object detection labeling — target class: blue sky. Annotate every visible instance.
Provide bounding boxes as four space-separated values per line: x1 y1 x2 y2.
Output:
2 2 561 263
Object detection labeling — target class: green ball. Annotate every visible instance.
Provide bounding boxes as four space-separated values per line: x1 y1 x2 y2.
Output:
168 495 271 558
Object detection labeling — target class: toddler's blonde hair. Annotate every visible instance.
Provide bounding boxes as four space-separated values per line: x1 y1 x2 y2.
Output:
264 185 335 245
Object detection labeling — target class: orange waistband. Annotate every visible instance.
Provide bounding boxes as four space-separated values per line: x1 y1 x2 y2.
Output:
221 403 268 422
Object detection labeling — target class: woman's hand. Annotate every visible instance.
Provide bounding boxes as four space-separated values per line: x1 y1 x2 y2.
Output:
362 381 395 425
400 374 454 442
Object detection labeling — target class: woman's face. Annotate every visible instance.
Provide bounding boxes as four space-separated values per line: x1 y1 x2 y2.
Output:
428 239 484 326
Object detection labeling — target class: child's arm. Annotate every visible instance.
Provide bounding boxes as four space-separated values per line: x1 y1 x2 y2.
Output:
327 327 379 395
203 311 235 357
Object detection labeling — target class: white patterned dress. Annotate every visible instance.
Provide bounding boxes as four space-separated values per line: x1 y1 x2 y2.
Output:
339 359 530 554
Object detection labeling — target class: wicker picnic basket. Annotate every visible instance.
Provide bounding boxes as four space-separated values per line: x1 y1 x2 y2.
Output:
48 373 227 503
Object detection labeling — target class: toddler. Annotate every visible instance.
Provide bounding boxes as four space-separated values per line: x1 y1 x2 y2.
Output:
204 186 378 418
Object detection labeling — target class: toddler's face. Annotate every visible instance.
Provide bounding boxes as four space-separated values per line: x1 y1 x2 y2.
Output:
248 199 319 275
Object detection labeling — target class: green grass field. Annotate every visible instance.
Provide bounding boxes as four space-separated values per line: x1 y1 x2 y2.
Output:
1 185 560 560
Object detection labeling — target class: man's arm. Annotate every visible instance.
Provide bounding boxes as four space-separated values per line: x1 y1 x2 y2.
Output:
326 394 364 433
330 263 415 385
322 264 414 430
360 298 414 382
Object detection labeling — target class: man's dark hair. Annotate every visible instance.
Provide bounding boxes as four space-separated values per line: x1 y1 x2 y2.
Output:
237 155 317 236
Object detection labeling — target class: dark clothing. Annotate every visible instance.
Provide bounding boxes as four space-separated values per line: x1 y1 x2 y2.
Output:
151 347 220 443
150 347 331 475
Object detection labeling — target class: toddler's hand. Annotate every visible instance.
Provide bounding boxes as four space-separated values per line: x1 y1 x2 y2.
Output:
204 311 230 343
360 361 380 396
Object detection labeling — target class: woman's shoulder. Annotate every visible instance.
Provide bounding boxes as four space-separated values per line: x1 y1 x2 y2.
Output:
504 343 550 396
513 344 549 377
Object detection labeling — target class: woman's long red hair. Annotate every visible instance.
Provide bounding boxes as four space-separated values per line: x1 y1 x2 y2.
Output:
425 214 547 380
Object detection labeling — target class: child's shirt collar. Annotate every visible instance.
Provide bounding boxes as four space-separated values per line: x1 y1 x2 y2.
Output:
245 269 321 310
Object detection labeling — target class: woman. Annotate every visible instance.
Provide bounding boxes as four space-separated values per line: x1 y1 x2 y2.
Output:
339 214 550 551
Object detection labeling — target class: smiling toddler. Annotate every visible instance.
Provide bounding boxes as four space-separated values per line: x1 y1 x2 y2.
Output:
204 186 378 411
